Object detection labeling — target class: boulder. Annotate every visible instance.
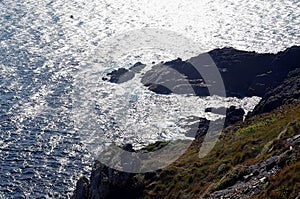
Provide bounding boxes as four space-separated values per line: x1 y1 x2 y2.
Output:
224 106 245 127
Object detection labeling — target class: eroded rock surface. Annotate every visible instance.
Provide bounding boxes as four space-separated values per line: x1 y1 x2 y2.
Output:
73 46 300 199
250 68 300 116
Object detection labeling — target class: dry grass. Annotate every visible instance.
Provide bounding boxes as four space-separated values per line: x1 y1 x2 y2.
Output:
142 103 300 198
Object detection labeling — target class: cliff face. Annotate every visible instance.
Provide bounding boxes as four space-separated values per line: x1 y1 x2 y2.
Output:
75 104 300 199
72 145 145 199
140 104 300 199
250 68 300 116
73 46 300 199
88 160 144 199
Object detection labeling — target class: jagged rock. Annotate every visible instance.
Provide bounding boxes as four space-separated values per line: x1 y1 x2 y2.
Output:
104 68 134 83
72 144 145 199
205 107 227 114
75 46 300 199
71 176 89 199
129 62 146 73
224 106 245 127
250 68 300 116
144 83 173 95
181 106 244 139
209 47 275 97
122 143 135 152
141 58 209 96
103 46 300 100
205 106 245 128
141 46 300 98
204 107 212 112
88 160 144 199
103 46 300 99
181 117 210 139
103 62 146 84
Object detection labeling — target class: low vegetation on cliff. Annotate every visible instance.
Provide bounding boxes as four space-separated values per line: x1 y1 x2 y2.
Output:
73 46 300 199
142 103 300 198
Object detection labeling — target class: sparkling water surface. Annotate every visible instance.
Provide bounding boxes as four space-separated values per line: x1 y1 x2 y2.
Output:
0 0 299 198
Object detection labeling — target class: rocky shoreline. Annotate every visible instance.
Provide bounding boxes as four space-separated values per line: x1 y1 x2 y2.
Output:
73 46 300 199
104 46 300 98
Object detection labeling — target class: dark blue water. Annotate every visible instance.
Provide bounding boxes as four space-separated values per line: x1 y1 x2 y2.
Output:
0 1 91 198
0 0 299 198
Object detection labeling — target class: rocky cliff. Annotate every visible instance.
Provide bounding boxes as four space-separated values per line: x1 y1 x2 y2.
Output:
250 68 300 116
73 46 300 199
104 46 300 98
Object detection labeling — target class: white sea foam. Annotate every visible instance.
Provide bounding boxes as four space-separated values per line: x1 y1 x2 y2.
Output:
0 0 299 197
72 59 262 153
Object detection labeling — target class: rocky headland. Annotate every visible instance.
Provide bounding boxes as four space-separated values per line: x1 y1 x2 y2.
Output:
73 46 300 199
104 46 300 98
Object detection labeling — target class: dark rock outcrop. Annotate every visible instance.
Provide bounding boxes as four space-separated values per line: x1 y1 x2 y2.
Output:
209 48 275 97
141 46 300 98
72 177 89 199
205 106 245 128
143 83 173 95
180 116 210 139
103 46 300 98
141 58 210 96
103 68 134 83
224 106 245 127
250 68 300 116
181 106 244 140
103 62 146 83
75 46 300 199
88 160 144 199
72 144 145 199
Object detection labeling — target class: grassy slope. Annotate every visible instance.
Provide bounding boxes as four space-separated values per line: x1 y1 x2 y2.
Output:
142 103 300 199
